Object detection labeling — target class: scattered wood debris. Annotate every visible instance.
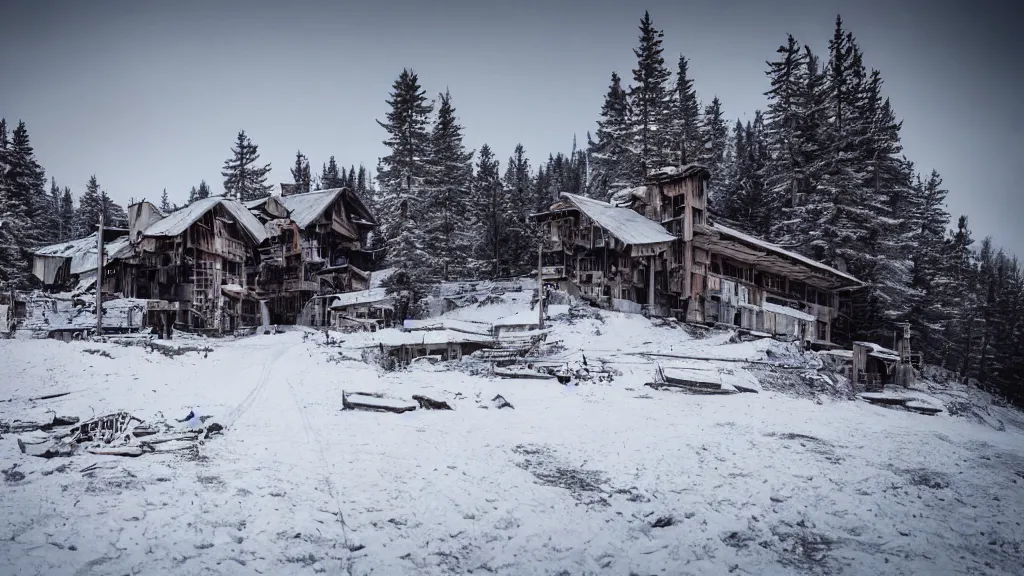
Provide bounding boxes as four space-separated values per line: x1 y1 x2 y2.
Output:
491 394 514 410
342 391 417 413
412 395 453 410
859 392 943 415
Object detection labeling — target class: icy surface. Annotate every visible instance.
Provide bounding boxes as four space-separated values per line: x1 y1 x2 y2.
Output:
1 295 1022 575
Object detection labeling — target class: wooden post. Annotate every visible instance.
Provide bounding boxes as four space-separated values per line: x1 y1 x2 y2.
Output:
96 215 104 335
648 255 655 312
537 239 544 329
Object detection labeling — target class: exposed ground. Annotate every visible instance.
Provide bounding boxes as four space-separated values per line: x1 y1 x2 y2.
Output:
1 289 1022 575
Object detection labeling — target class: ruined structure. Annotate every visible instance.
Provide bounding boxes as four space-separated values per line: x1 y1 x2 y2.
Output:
534 165 864 346
245 187 378 325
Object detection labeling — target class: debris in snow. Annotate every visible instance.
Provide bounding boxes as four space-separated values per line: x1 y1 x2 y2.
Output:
650 516 675 528
860 392 944 415
411 395 453 410
342 391 417 413
12 411 221 459
2 465 25 483
490 394 514 410
492 365 555 380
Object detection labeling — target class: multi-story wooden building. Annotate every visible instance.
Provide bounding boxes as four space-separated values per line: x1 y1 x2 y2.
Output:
534 164 863 347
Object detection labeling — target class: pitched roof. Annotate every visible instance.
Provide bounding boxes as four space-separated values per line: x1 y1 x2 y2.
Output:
711 223 862 287
559 193 676 247
328 287 392 309
141 197 268 244
279 188 378 229
34 234 135 275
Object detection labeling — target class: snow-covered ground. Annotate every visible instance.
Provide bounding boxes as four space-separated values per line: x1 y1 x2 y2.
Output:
1 287 1023 575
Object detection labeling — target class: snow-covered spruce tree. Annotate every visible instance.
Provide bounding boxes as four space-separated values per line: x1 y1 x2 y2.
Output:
472 144 505 278
346 165 357 190
424 89 476 281
375 68 434 288
44 178 64 244
221 130 272 202
587 71 637 200
291 151 311 194
905 171 953 364
698 96 728 202
356 165 367 194
74 175 104 237
669 54 703 166
628 11 674 178
761 34 810 243
59 186 75 240
320 157 344 189
502 143 534 275
188 179 212 205
160 188 171 213
0 118 31 288
7 121 50 253
718 115 770 236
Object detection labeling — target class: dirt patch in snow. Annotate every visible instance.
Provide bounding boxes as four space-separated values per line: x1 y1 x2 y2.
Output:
511 443 609 507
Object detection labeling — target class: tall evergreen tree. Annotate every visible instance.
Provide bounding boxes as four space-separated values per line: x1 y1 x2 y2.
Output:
159 188 172 213
587 71 637 199
472 144 505 278
6 121 49 251
356 165 367 194
502 144 534 275
0 118 30 287
347 165 357 190
424 89 476 280
698 96 728 200
221 130 272 202
375 69 435 278
320 157 343 189
291 151 311 194
59 187 75 240
74 175 104 237
628 11 674 178
670 55 703 165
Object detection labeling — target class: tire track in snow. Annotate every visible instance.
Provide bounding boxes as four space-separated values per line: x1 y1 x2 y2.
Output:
222 342 295 429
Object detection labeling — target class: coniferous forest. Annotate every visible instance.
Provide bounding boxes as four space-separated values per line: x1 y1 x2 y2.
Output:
1 13 1020 404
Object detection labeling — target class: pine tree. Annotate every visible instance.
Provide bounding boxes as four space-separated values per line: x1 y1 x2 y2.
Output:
629 11 674 178
291 151 311 194
502 144 534 275
7 121 49 251
160 188 172 213
472 144 505 278
587 71 637 199
423 89 476 280
320 156 343 189
75 175 104 237
347 165 357 190
0 118 30 287
375 68 434 272
46 178 64 243
670 55 703 165
356 165 367 194
221 130 272 202
59 187 75 240
698 96 728 200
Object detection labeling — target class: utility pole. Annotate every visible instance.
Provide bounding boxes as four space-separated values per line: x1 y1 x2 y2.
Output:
537 237 545 330
95 215 104 335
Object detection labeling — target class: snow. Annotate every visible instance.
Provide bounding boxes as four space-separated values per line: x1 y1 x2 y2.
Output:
560 193 676 246
33 234 134 276
369 267 395 289
328 287 392 309
2 287 1023 575
279 189 342 229
762 301 816 322
713 222 863 286
141 197 268 244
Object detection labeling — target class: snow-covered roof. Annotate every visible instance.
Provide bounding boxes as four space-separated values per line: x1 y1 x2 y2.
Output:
854 341 901 361
280 188 378 229
371 329 494 347
762 302 816 322
370 267 395 289
559 193 676 247
328 287 392 309
646 163 710 181
711 223 862 287
141 197 268 244
34 234 135 275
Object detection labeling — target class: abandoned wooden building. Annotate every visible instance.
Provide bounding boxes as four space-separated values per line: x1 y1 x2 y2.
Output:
245 187 378 325
126 196 269 333
533 164 864 347
32 229 135 295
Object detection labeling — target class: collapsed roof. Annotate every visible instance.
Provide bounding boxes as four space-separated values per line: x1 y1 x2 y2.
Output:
141 197 269 244
542 193 677 247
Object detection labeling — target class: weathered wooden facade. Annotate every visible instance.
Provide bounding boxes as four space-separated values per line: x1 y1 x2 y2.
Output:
126 197 269 333
534 165 864 346
246 187 378 325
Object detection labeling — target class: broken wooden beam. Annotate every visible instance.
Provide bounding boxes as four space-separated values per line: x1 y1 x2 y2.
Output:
342 391 417 413
412 395 453 410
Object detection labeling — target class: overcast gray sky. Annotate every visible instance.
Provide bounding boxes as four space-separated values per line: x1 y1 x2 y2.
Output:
1 0 1020 254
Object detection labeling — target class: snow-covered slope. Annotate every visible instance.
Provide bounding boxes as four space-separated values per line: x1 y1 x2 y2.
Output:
1 288 1022 576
